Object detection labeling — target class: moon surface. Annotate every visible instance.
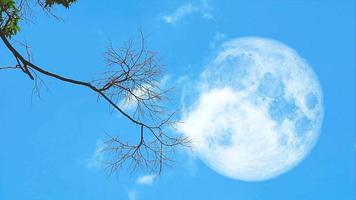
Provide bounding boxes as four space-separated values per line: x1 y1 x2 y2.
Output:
179 37 324 181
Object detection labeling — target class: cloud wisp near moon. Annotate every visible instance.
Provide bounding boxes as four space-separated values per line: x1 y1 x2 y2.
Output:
179 37 324 181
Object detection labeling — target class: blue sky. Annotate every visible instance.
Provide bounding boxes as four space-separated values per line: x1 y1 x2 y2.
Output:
0 0 355 199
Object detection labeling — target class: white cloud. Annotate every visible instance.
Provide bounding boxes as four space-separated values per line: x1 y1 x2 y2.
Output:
124 174 156 200
160 74 172 86
182 149 198 176
119 75 171 111
86 140 105 169
209 32 226 48
136 174 156 185
176 75 189 85
162 0 213 25
127 189 139 200
119 83 152 111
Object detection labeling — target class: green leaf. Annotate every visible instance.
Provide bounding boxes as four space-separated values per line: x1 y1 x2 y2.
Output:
0 0 21 37
44 0 77 8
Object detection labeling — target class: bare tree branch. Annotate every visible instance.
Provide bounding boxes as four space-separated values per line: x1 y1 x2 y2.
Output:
0 66 19 70
0 30 190 174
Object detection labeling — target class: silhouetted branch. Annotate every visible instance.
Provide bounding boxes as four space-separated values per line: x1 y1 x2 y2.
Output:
0 66 19 70
0 30 190 174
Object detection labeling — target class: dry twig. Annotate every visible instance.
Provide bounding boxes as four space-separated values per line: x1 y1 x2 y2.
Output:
0 30 190 174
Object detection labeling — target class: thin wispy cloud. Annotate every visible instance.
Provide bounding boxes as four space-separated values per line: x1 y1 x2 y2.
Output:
124 174 156 200
86 140 105 169
136 174 157 185
209 32 226 48
127 189 139 200
162 0 213 25
119 75 171 111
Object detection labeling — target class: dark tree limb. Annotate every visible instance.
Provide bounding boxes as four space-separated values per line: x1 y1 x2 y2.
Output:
0 30 190 174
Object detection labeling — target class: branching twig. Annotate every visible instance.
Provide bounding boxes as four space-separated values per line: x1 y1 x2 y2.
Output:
0 30 190 174
0 66 19 70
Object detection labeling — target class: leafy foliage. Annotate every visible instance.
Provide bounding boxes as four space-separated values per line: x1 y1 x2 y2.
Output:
43 0 76 8
0 0 77 37
0 0 20 37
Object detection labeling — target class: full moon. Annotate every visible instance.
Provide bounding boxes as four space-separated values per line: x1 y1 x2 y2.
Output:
179 37 324 181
